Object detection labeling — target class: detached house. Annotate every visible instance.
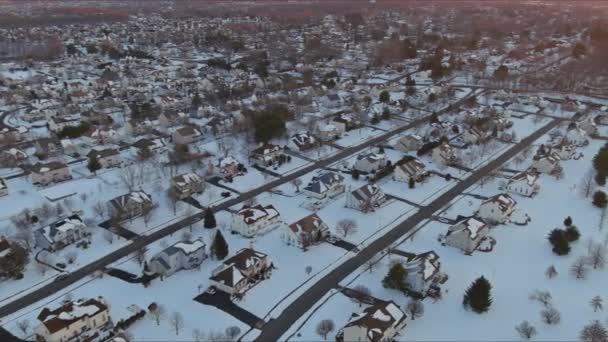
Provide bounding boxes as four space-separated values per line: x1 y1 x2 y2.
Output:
249 143 284 167
444 217 489 254
316 122 342 141
394 134 423 152
432 143 458 165
531 154 562 175
477 193 517 224
505 170 540 197
353 152 388 174
172 125 202 145
403 251 444 295
31 162 71 186
303 171 346 200
463 126 491 144
332 113 361 132
34 138 63 158
148 239 206 277
209 248 270 296
578 117 598 136
108 191 153 221
282 213 330 249
35 297 112 342
171 172 204 199
159 110 187 127
218 157 245 181
338 300 407 342
345 183 387 213
87 148 121 169
565 125 589 147
1 148 28 166
288 132 318 151
34 214 86 251
0 177 7 197
132 137 166 157
232 204 281 237
393 156 428 182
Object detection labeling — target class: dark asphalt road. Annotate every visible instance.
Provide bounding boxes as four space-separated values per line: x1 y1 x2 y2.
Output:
255 118 560 341
0 91 477 319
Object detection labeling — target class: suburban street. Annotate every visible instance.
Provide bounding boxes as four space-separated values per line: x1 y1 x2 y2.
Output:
255 117 561 341
0 91 479 319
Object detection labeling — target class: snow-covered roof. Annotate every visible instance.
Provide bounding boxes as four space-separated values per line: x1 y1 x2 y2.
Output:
37 297 108 334
237 204 279 225
344 300 406 341
448 217 487 240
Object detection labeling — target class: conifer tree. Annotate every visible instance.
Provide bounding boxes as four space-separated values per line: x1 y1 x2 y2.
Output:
463 276 493 313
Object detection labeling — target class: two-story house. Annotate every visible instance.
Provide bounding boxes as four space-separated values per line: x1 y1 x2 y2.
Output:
249 143 285 167
232 204 281 237
477 193 517 224
432 143 458 165
209 248 270 295
148 239 206 277
505 170 541 197
345 183 387 213
353 152 388 174
282 213 330 249
302 171 346 200
31 162 72 186
393 156 428 183
87 148 121 169
108 191 153 221
444 217 488 254
172 125 203 145
34 214 87 252
171 172 204 199
338 300 407 342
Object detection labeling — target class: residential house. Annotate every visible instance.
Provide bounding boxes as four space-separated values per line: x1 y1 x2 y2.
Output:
548 143 576 160
463 126 491 144
209 248 270 295
34 138 63 158
578 117 598 136
31 162 71 186
1 148 28 166
48 115 81 133
320 93 343 109
159 110 188 127
477 193 517 224
172 125 203 145
288 132 318 151
0 127 25 145
34 214 86 251
87 148 121 169
393 156 428 183
338 300 407 342
353 152 388 174
171 172 204 199
84 127 119 145
565 125 589 147
218 157 245 181
249 143 284 167
302 171 346 200
403 251 443 295
316 122 342 141
204 115 234 135
432 143 458 165
232 204 281 237
148 239 206 277
561 100 579 112
332 113 361 132
282 213 330 249
108 191 153 221
132 137 165 157
35 297 112 342
505 170 541 197
0 177 7 197
345 183 387 213
531 154 562 175
394 134 423 152
444 217 489 254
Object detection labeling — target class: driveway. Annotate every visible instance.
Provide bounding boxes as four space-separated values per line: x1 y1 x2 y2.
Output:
194 291 265 329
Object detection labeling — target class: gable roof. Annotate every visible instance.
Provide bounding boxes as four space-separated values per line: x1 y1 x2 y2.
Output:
304 171 344 194
288 213 328 234
344 300 406 342
37 297 107 334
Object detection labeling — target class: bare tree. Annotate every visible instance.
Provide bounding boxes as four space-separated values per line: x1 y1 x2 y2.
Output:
64 251 78 264
350 285 371 307
570 256 589 279
93 202 106 219
290 178 303 193
540 307 561 325
305 265 312 276
316 319 335 340
225 326 241 341
406 299 425 320
587 243 607 269
167 188 180 215
149 303 165 326
169 312 184 335
103 230 114 244
36 252 51 275
529 290 552 307
590 296 603 312
135 247 148 267
580 169 595 198
208 331 228 342
336 219 358 238
143 208 155 227
119 165 138 192
16 319 30 338
580 320 608 342
545 265 558 279
192 329 206 342
515 321 537 340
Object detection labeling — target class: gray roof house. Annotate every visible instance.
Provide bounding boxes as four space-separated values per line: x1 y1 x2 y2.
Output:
148 239 206 277
34 215 86 251
302 171 346 200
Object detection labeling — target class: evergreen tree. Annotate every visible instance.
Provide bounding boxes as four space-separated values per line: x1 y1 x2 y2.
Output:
352 169 360 180
191 92 202 109
204 208 217 229
548 229 571 256
87 154 102 175
379 90 390 103
595 172 606 186
409 177 416 189
593 191 608 208
463 276 493 314
382 263 408 292
563 216 572 227
211 230 228 260
564 226 580 242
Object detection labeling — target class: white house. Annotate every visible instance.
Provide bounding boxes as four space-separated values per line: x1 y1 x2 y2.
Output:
302 171 346 200
394 134 423 152
353 151 388 174
209 248 270 295
393 156 428 182
282 213 330 249
463 126 491 144
316 122 342 141
34 214 86 252
87 148 121 169
36 297 112 342
0 177 7 197
578 117 598 136
432 143 458 165
232 204 281 237
31 162 72 186
505 170 540 197
172 125 203 145
171 172 204 199
249 143 284 167
565 126 589 147
288 132 317 151
108 191 153 221
345 183 387 213
404 251 443 295
332 113 361 132
531 154 562 175
339 300 407 342
477 193 517 224
148 239 206 277
444 217 488 254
